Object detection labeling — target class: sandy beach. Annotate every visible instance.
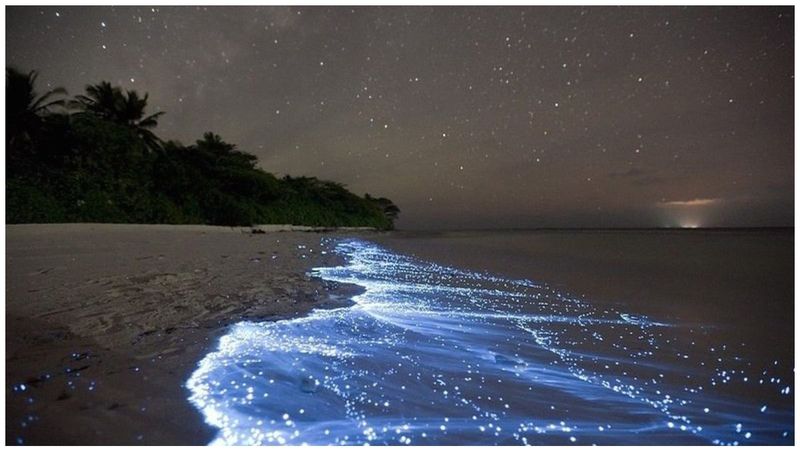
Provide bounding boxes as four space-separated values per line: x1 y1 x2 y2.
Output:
6 224 364 445
6 225 793 445
6 3 793 445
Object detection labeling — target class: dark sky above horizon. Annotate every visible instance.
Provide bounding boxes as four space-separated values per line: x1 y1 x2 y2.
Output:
7 6 794 229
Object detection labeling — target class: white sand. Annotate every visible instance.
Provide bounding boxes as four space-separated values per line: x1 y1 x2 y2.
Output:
6 223 364 445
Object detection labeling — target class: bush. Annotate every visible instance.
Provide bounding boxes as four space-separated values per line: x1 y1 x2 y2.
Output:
6 179 66 223
6 72 400 229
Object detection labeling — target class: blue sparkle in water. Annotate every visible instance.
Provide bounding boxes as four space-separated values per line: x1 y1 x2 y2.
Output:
186 239 793 445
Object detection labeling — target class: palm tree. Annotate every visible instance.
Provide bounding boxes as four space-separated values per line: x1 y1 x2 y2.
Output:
70 81 118 120
196 132 236 154
378 198 400 221
195 132 257 169
117 90 164 151
7 67 66 149
118 90 164 129
365 193 400 222
71 82 164 151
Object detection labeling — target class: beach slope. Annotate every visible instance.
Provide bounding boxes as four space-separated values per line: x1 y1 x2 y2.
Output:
6 223 353 445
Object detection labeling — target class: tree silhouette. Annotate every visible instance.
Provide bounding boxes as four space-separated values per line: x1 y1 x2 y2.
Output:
377 198 400 221
366 193 400 222
70 81 116 119
71 81 164 151
7 67 399 229
196 132 235 154
195 132 257 169
6 67 66 150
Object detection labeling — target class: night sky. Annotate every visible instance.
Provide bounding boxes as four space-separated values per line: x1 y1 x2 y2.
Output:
6 6 794 229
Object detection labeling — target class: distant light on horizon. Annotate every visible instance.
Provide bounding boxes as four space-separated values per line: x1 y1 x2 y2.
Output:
661 198 720 207
659 199 715 229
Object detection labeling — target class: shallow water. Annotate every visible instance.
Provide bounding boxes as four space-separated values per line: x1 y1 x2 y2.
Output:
186 238 793 445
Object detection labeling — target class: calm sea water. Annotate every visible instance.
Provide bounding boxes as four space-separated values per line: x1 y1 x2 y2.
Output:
186 232 793 445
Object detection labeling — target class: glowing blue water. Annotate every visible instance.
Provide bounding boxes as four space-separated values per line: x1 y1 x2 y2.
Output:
186 239 793 445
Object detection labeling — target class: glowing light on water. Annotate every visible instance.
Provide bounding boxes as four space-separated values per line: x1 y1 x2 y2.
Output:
186 239 793 445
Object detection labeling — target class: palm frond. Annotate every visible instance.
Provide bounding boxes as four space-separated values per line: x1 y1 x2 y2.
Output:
137 111 165 129
31 88 68 112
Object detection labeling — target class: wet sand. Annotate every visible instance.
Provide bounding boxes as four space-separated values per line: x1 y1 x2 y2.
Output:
6 224 362 445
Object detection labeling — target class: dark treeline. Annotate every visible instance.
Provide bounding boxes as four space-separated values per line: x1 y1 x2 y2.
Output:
6 68 400 229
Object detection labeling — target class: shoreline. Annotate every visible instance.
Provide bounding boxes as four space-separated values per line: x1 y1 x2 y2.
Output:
7 224 793 444
6 223 364 445
6 222 383 233
180 235 794 445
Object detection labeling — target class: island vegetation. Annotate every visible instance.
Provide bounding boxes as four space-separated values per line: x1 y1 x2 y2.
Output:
6 68 400 229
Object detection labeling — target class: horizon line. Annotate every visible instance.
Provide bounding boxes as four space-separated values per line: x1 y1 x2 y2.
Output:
394 226 794 232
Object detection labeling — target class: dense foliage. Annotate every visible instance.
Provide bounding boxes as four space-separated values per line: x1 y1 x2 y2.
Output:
6 68 399 229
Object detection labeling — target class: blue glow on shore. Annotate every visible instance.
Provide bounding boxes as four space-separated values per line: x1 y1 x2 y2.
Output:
186 239 793 445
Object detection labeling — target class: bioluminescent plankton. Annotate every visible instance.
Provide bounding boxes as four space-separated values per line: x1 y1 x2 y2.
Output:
187 239 793 446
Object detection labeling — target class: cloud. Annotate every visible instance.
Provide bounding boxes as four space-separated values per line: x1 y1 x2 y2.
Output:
659 198 721 207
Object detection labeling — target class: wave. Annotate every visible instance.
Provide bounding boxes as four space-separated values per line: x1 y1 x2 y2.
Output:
186 238 792 445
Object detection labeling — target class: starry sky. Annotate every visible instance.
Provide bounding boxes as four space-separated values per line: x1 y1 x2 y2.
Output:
6 6 794 229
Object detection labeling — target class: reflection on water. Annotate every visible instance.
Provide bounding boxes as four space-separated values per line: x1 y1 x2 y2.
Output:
186 239 792 445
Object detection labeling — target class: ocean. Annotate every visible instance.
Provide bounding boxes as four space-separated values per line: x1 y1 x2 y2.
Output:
186 230 793 445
